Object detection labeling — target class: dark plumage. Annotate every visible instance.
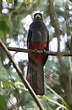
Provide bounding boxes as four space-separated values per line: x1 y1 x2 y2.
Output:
26 13 49 95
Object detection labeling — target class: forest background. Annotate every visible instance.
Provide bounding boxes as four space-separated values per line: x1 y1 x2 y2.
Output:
0 0 72 110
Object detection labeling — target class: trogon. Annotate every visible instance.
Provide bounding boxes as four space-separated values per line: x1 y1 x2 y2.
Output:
26 13 49 95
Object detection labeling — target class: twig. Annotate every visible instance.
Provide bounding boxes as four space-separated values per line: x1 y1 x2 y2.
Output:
45 83 63 100
44 96 66 109
47 103 52 110
45 84 65 110
56 106 62 110
48 99 66 109
47 0 61 36
0 40 45 110
7 47 72 56
0 0 2 3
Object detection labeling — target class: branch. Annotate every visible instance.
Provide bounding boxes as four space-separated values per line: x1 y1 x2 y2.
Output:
43 96 66 109
7 47 72 56
45 83 63 100
48 99 66 109
0 40 45 110
47 0 61 37
47 1 72 109
56 106 63 110
0 0 2 8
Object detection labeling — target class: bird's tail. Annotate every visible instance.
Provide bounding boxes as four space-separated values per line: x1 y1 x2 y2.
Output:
26 62 44 95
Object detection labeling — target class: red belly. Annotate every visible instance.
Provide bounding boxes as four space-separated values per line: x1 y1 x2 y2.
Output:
29 42 47 66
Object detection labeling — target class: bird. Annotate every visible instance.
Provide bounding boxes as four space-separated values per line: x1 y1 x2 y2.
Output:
26 13 49 95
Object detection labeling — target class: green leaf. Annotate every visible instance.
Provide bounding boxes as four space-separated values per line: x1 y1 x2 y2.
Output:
64 100 70 110
0 95 7 110
25 0 30 5
6 0 13 3
0 31 4 39
0 58 9 80
37 0 40 3
2 80 14 89
0 20 9 33
0 16 10 39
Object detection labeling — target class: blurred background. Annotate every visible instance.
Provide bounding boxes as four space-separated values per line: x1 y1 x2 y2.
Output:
0 0 72 110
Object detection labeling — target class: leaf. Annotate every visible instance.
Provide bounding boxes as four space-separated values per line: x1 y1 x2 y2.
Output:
25 0 30 4
0 16 10 39
25 0 30 8
0 95 7 110
2 81 14 89
0 58 9 80
0 31 4 39
6 0 13 3
64 100 70 110
15 81 25 89
37 0 40 3
0 20 9 33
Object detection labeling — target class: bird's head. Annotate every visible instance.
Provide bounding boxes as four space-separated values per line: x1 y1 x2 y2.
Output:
34 13 43 21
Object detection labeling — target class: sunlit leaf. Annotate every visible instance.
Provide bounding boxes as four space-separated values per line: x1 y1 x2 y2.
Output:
25 0 30 4
25 0 31 8
2 80 14 89
6 0 13 3
15 82 25 89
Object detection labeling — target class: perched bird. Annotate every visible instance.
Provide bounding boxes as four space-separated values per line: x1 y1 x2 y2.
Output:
26 13 49 95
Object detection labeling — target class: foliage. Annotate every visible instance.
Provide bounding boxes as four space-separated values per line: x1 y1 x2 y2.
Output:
6 0 13 3
0 95 7 110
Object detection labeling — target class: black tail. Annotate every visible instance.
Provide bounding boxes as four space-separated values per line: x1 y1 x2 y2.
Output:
26 62 44 95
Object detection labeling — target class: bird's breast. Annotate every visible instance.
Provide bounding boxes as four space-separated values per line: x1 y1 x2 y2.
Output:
29 42 48 66
31 29 47 42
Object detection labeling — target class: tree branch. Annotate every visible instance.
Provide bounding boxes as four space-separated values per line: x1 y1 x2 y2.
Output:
47 0 72 109
0 40 45 110
7 47 72 56
43 96 66 109
47 0 61 37
45 83 63 100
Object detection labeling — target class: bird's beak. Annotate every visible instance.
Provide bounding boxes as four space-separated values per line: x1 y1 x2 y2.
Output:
36 14 41 19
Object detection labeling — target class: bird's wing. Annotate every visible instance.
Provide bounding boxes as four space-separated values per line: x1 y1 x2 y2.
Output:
47 30 49 50
43 30 49 66
27 29 32 48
